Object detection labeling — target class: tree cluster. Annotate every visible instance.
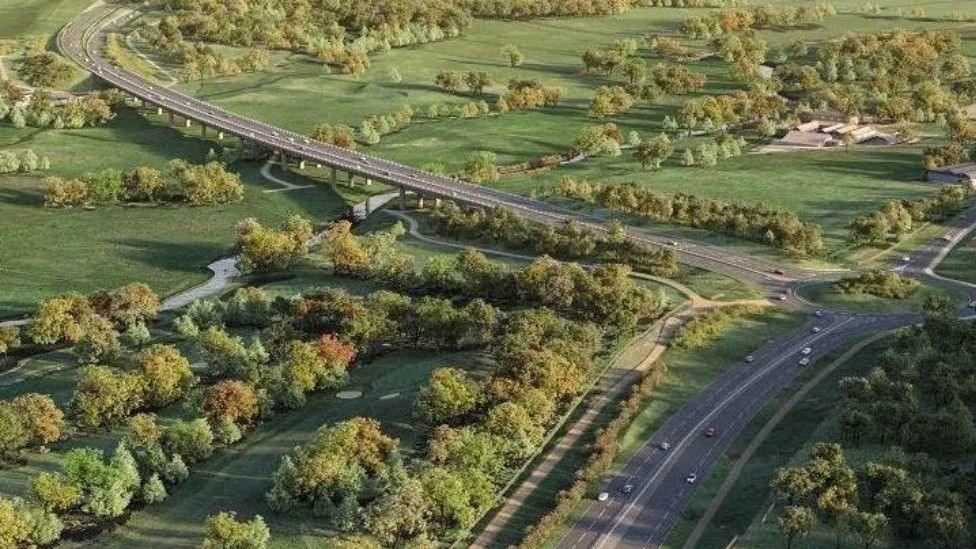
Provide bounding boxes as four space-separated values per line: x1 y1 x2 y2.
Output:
1 88 119 130
0 148 51 174
847 186 972 246
16 52 77 88
835 270 921 300
550 177 824 256
234 215 314 272
0 393 63 461
44 160 244 208
426 202 678 276
678 89 788 131
497 78 566 111
680 4 836 39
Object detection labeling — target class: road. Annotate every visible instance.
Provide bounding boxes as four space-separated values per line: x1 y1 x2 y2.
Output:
56 5 976 549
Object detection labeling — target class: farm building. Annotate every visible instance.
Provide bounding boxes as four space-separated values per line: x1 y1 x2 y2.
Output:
774 120 901 148
927 163 976 186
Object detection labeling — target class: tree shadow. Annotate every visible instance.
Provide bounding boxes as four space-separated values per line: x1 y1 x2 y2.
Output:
110 238 228 274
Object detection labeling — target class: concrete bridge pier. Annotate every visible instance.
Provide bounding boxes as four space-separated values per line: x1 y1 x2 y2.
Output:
434 197 441 209
184 118 191 128
298 160 306 170
156 106 163 116
417 195 424 209
217 131 224 141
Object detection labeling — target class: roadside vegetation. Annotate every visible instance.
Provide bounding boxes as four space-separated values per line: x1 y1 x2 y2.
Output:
834 270 921 300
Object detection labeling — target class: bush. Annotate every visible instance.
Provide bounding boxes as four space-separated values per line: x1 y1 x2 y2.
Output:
672 304 764 349
162 418 214 464
835 270 921 299
201 511 270 549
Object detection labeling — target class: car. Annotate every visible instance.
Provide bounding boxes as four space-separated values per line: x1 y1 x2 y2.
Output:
704 426 717 437
778 294 788 301
623 484 634 494
745 355 755 363
686 473 698 484
773 268 786 275
940 235 952 242
814 310 824 317
801 347 812 356
901 255 911 262
970 301 976 309
669 241 679 247
597 492 610 502
799 357 810 366
811 326 821 333
659 441 671 451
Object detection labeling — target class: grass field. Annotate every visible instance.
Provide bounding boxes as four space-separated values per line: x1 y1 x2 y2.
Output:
162 0 974 259
0 111 348 317
664 338 887 548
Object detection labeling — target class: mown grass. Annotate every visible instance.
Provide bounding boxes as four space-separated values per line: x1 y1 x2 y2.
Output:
664 338 887 548
0 111 348 317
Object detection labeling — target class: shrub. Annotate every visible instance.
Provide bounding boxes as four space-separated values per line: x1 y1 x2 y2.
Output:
835 270 921 299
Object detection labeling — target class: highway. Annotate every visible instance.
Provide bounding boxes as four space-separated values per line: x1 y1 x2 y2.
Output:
58 5 976 548
58 3 804 290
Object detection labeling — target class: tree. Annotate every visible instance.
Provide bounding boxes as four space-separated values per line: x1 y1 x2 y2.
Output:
204 380 258 424
138 344 196 408
72 365 145 430
634 133 673 170
124 166 165 202
0 497 61 547
17 52 77 88
162 418 214 463
366 476 429 546
417 367 481 425
851 511 887 549
778 506 815 549
460 151 500 183
201 511 270 549
28 293 92 345
0 326 19 356
235 215 313 272
10 393 63 448
140 474 167 504
464 71 491 94
435 70 461 92
588 85 634 117
502 44 523 67
31 472 81 512
621 57 647 86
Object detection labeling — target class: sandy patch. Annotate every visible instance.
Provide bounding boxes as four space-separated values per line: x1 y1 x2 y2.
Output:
336 390 363 400
378 392 400 400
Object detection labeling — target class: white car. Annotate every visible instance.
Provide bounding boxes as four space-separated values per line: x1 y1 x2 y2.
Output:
799 357 810 366
814 310 824 317
659 441 671 451
778 294 788 301
597 492 610 502
801 347 812 356
811 326 821 333
745 355 755 363
623 484 634 494
686 473 698 484
901 255 911 262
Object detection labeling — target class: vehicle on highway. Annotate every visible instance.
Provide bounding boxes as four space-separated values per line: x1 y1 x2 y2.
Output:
669 241 678 247
623 484 634 494
901 255 911 262
773 268 786 275
704 426 716 437
778 294 788 301
745 355 755 363
970 301 976 308
799 357 810 366
686 473 698 484
812 326 821 333
659 441 671 451
801 347 812 355
815 310 824 317
597 492 610 502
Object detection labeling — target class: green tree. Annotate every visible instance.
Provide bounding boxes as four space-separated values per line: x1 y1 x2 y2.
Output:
201 511 270 549
634 133 673 170
851 511 887 549
435 70 461 92
417 367 481 425
778 506 815 549
501 44 524 67
464 71 491 94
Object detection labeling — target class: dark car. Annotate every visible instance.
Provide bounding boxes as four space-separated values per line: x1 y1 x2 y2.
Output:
704 426 717 437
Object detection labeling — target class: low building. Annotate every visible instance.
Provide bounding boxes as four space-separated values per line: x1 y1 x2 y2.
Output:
928 163 976 186
776 130 836 147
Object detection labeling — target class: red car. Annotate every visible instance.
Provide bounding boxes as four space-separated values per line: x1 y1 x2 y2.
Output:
704 426 717 437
